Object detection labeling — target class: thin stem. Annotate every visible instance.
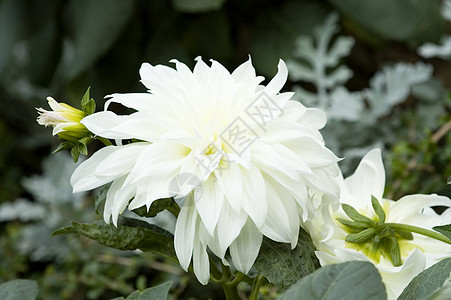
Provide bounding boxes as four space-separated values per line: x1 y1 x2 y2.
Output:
378 223 451 245
249 274 265 300
229 272 245 287
221 283 241 300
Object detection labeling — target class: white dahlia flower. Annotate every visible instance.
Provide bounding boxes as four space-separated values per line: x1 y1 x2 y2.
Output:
308 148 451 299
70 57 340 284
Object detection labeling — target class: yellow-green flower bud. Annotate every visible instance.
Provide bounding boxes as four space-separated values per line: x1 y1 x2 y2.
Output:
36 97 89 142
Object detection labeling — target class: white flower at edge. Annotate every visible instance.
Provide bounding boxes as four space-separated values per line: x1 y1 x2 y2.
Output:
70 57 340 284
307 148 451 299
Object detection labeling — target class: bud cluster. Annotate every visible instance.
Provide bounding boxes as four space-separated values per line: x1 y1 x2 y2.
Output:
337 196 413 267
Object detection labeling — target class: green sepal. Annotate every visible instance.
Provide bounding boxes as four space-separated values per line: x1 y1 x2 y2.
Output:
371 196 386 223
52 141 76 154
386 236 402 267
336 218 370 231
342 204 377 227
345 228 377 244
80 87 96 115
394 229 414 240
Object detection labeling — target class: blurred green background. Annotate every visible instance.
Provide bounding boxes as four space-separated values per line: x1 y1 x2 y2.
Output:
1 0 451 299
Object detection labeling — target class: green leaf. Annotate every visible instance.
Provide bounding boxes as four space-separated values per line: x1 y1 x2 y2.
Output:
0 279 38 300
171 0 226 13
51 221 177 262
371 196 385 223
134 281 172 300
398 258 451 300
66 0 135 80
342 204 377 227
252 228 320 290
70 146 81 162
52 141 76 154
328 0 445 44
95 184 111 214
279 261 386 300
433 224 451 240
132 198 177 218
250 0 330 77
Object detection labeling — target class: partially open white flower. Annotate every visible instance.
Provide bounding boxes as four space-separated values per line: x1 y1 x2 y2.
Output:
70 57 340 284
308 148 451 299
36 97 88 141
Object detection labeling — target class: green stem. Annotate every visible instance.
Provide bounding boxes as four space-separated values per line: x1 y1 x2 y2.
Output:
249 274 265 300
379 223 451 245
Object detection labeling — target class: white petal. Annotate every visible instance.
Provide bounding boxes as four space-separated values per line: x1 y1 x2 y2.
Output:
71 146 118 193
95 143 147 179
215 201 248 257
231 56 256 82
230 220 263 274
388 194 451 226
379 248 426 300
193 233 210 285
264 59 288 96
139 62 180 91
298 107 327 130
261 179 299 247
174 194 198 271
241 165 267 228
344 148 385 207
194 178 224 235
216 163 243 213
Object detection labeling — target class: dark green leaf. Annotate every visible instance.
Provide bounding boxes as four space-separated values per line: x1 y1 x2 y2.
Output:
345 228 376 244
95 184 111 214
51 221 177 262
371 196 385 223
279 261 386 300
398 258 451 300
433 224 451 240
250 0 330 76
132 198 177 218
66 0 135 80
0 279 38 300
135 281 172 300
342 204 377 227
252 227 320 290
172 0 226 13
328 0 445 44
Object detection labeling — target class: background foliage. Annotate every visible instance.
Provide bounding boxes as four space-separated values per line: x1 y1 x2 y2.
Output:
1 0 450 299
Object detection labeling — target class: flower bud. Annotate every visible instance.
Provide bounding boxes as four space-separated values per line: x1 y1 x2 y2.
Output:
36 97 89 142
